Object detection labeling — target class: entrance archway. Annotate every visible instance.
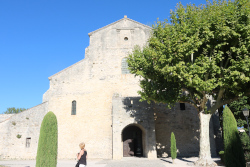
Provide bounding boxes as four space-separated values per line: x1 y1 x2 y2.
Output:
122 125 143 157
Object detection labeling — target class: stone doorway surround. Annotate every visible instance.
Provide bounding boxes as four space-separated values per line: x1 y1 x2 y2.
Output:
112 95 157 160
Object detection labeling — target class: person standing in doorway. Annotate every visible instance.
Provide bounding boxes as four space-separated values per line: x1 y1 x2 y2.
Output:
77 142 87 167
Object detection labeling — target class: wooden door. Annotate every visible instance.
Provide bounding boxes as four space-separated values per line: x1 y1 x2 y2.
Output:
122 126 143 157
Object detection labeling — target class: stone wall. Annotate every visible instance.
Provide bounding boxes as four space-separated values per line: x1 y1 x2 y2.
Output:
154 103 201 157
0 102 48 159
154 103 218 157
112 96 219 158
0 114 14 122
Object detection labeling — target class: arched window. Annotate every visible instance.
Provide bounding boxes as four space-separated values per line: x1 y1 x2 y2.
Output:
71 100 76 115
121 58 130 74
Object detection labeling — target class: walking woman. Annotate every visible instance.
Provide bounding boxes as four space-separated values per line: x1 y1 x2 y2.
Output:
77 142 87 167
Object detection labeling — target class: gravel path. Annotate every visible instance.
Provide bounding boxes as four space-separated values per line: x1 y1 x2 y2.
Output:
0 157 225 167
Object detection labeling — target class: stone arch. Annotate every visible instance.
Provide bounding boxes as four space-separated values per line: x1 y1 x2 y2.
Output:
121 123 146 157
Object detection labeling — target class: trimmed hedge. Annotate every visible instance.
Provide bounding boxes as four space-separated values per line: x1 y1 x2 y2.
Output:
36 111 58 167
223 106 245 167
171 132 177 162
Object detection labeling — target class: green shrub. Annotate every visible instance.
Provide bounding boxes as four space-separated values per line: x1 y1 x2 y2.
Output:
219 151 224 163
223 106 245 167
170 132 177 163
240 132 250 162
245 152 250 162
16 134 21 139
36 111 58 167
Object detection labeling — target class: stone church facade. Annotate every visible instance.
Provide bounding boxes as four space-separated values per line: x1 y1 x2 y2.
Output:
0 16 221 160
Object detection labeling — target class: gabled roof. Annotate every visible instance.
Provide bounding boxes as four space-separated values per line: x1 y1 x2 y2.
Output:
88 15 152 36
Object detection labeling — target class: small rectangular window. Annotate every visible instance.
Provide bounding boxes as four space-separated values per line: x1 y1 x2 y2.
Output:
26 137 31 148
180 103 185 110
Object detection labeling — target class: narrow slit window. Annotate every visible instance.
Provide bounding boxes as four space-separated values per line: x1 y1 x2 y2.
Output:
26 137 31 148
121 58 130 74
72 100 76 115
180 103 185 110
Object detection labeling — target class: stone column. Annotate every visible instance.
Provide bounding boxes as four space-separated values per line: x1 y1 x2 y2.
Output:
145 112 157 159
112 95 123 160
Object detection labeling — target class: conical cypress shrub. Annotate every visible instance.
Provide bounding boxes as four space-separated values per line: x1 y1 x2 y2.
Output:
36 111 58 167
223 106 245 167
171 132 177 163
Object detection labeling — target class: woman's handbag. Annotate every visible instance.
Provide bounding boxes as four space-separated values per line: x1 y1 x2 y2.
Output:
75 161 79 167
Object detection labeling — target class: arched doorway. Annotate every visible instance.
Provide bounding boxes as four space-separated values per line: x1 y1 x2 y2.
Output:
122 125 143 157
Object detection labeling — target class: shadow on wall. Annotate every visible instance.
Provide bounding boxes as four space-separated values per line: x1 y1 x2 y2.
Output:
121 97 202 157
122 97 155 158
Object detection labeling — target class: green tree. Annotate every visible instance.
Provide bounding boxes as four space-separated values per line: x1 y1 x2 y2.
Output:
223 106 245 167
36 111 58 167
4 107 26 114
228 96 250 130
228 96 250 161
127 0 250 165
171 132 177 163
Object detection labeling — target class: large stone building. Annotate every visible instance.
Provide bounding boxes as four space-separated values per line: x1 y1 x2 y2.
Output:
0 16 221 160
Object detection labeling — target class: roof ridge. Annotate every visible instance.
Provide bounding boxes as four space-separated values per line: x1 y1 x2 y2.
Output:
48 59 85 79
88 16 152 36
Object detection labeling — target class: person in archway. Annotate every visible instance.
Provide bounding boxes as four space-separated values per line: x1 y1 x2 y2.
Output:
76 142 87 167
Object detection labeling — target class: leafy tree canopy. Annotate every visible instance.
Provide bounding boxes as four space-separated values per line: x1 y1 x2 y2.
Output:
128 0 250 114
228 96 250 128
4 107 27 114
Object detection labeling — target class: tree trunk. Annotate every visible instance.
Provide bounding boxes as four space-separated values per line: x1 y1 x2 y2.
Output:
195 112 217 167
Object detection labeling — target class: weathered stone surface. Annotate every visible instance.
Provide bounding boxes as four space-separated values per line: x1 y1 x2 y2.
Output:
0 102 48 159
0 114 14 122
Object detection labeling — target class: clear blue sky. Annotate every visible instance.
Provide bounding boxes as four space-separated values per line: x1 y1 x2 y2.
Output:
0 0 207 114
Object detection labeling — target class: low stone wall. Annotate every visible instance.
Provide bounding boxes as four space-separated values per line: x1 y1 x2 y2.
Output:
0 102 48 159
0 114 14 123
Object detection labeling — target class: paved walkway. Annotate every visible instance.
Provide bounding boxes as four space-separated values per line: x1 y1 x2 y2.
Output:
0 157 225 167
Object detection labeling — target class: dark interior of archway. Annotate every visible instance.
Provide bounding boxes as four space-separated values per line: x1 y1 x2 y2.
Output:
122 126 143 157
